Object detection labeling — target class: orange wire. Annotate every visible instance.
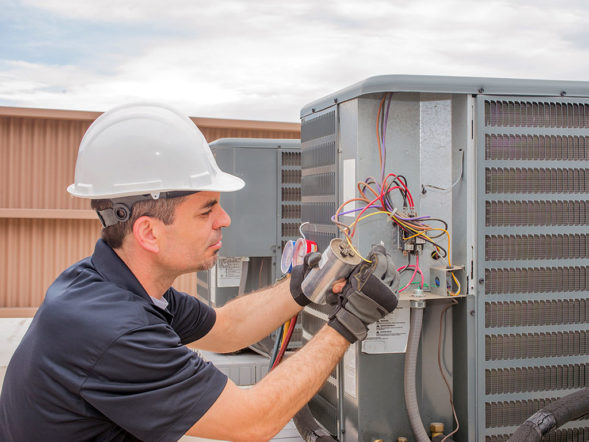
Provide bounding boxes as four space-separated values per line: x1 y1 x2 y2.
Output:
376 97 385 170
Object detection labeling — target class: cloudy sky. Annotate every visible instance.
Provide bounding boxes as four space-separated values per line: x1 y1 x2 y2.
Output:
1 0 588 122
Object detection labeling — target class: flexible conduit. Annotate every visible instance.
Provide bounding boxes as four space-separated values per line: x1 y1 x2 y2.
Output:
293 404 337 442
404 304 430 442
508 387 589 442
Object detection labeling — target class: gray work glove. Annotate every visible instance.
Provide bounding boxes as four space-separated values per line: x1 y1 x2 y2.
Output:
290 252 322 306
327 244 400 343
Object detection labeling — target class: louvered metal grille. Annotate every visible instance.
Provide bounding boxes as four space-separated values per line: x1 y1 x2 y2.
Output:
279 150 301 250
486 299 589 327
486 200 589 226
282 169 302 184
486 428 589 442
485 135 589 161
300 110 339 424
301 111 336 142
301 140 336 168
282 151 301 166
485 234 589 260
486 364 589 394
301 202 336 225
485 101 589 128
486 168 589 194
485 267 589 294
486 398 564 428
281 222 300 237
301 173 336 196
281 187 301 201
479 96 589 439
485 331 589 360
281 204 301 219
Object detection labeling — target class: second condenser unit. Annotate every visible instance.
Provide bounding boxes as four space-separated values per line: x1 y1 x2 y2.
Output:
197 137 302 354
299 75 589 441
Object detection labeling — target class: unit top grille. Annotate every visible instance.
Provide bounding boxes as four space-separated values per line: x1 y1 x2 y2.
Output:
485 100 589 128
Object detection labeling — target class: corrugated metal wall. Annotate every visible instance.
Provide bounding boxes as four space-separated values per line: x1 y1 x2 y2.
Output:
0 106 300 315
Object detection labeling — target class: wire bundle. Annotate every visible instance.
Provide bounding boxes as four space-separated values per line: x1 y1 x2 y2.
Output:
330 95 461 296
268 315 297 370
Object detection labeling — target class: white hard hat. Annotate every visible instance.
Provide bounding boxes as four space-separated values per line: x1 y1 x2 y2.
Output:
67 103 245 199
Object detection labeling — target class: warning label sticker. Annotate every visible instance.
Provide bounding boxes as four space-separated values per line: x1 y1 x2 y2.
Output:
361 300 410 354
216 257 244 287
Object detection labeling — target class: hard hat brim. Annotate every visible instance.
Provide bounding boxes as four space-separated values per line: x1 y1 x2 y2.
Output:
198 171 246 192
67 171 245 199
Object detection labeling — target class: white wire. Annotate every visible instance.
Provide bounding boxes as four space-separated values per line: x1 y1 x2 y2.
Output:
422 149 464 194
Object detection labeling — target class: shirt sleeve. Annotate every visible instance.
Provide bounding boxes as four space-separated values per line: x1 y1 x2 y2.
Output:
165 288 217 344
80 323 227 442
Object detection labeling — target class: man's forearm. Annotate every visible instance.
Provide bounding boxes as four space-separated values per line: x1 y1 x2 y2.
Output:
188 325 350 441
195 277 302 352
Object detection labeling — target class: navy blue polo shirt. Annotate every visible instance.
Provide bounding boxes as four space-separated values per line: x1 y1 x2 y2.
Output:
0 239 227 442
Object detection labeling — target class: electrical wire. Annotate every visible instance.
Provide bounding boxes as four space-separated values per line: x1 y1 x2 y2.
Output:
268 323 284 369
271 315 297 370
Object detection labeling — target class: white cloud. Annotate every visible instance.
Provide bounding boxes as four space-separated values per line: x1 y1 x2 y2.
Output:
3 0 589 121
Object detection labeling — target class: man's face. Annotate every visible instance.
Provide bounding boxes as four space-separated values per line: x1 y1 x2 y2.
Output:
157 191 231 274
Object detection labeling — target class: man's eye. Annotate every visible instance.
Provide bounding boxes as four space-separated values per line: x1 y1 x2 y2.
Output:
201 210 212 216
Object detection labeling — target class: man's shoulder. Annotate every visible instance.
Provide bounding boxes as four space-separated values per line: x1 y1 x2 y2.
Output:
38 261 160 347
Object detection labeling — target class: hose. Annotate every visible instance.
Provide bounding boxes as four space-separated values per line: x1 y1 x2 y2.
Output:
508 387 589 442
293 404 338 442
404 304 430 442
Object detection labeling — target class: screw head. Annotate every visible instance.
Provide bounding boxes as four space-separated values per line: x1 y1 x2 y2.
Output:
478 278 484 284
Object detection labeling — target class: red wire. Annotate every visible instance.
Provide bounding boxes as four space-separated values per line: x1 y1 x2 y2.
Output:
271 315 297 369
350 185 400 238
382 173 414 207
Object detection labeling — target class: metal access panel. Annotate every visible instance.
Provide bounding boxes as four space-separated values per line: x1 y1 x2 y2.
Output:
196 138 302 353
299 75 589 441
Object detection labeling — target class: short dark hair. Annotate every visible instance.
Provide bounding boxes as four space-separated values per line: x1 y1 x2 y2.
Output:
91 196 187 249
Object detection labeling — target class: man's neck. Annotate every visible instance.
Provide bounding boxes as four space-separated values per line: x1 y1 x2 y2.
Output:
113 247 175 299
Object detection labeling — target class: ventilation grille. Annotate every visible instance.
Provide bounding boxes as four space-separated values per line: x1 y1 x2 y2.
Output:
485 134 589 161
486 200 589 226
281 204 301 220
282 187 301 201
486 364 589 394
485 234 589 261
282 169 302 184
302 140 336 168
301 111 336 142
282 223 300 237
479 96 589 437
486 168 589 194
301 173 335 196
301 202 336 225
486 397 568 428
486 427 589 442
485 101 589 128
485 267 589 294
485 331 589 360
279 150 301 243
282 151 301 166
486 300 589 327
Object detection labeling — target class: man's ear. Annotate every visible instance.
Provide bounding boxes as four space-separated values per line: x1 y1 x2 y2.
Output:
132 216 160 253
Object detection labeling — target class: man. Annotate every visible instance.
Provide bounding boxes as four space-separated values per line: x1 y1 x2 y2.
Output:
0 103 399 441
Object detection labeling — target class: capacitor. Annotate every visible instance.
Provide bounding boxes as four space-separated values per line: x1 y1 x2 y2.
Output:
301 238 362 304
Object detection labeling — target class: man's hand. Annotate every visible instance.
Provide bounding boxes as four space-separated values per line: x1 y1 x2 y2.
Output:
289 252 322 306
327 244 400 343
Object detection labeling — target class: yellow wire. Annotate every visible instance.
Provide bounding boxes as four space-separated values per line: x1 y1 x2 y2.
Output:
281 319 290 342
335 199 463 296
427 226 462 296
345 235 372 263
